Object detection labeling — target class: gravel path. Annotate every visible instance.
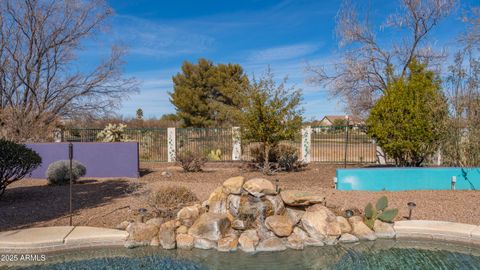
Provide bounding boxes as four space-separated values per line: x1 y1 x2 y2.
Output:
0 163 479 231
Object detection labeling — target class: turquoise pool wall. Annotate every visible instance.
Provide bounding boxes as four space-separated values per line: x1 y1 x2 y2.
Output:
336 167 480 191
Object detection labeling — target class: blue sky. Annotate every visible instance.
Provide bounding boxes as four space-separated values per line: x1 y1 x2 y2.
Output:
80 0 474 120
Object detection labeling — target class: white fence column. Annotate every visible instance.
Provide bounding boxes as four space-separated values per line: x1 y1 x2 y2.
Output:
167 127 176 162
373 140 387 165
301 126 311 163
53 128 64 142
232 127 241 161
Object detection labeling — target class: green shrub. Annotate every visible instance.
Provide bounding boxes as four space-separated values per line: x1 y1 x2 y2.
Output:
0 139 42 197
366 60 448 166
46 160 86 185
176 149 207 172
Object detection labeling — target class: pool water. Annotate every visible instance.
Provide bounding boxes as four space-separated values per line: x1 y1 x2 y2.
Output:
2 240 480 270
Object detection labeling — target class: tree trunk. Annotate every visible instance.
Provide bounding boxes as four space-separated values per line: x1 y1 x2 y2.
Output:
263 143 270 175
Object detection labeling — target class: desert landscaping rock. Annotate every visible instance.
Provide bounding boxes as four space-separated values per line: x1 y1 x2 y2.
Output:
265 195 285 215
176 234 194 250
176 225 188 235
301 205 341 240
146 218 163 227
227 194 241 217
242 178 277 197
193 238 217 249
150 236 160 246
239 229 259 252
126 222 158 242
257 237 287 252
286 233 305 250
286 208 304 225
207 187 228 214
217 235 239 252
265 215 293 237
336 216 352 233
159 220 177 249
177 206 200 227
280 190 325 206
116 221 131 230
222 176 244 194
349 216 377 241
339 233 359 243
373 220 396 239
188 213 231 241
232 219 245 230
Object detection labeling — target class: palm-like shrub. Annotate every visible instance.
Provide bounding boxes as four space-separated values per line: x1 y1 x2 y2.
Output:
0 139 42 197
46 160 86 185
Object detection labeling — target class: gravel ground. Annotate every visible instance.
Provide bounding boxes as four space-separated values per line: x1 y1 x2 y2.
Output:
0 163 479 231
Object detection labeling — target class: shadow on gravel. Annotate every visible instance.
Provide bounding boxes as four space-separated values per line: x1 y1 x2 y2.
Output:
0 179 142 231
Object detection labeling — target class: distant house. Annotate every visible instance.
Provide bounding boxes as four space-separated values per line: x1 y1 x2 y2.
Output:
318 115 365 127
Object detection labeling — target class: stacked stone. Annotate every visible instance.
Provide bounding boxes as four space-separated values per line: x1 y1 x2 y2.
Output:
121 177 396 252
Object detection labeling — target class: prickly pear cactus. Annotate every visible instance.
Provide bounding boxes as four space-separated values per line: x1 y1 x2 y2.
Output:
363 196 398 229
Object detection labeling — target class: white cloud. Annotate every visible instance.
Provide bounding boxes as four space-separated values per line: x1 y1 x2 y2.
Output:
247 43 320 63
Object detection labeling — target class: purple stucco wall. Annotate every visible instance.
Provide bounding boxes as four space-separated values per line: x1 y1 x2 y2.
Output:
26 142 139 178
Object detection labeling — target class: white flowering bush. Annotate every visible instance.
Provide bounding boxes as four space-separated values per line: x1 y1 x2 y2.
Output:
96 123 128 142
46 160 86 185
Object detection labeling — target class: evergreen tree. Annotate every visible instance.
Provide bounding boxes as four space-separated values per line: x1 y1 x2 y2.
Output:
366 60 448 166
170 59 249 127
136 108 144 120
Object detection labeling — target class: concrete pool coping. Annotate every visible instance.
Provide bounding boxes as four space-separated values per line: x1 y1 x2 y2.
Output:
0 221 479 253
0 226 128 253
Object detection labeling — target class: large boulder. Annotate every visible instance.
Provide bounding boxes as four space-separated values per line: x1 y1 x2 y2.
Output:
243 178 276 197
336 216 352 234
126 222 158 242
217 235 239 252
348 216 377 241
176 234 194 250
286 228 305 250
188 213 231 241
159 220 177 249
373 220 396 239
256 237 287 252
339 233 359 243
194 238 217 250
265 195 285 215
227 194 241 217
177 206 200 227
280 190 325 206
207 187 228 214
286 208 305 226
238 229 259 252
223 176 245 194
265 215 293 237
301 205 342 240
238 194 273 221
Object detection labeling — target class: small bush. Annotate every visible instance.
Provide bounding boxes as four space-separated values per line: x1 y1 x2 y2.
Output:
97 123 128 142
46 160 86 185
0 139 42 197
176 149 207 172
146 185 198 218
249 143 307 172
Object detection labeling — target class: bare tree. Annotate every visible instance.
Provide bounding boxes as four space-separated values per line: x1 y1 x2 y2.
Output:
307 0 456 117
442 6 480 166
0 0 138 142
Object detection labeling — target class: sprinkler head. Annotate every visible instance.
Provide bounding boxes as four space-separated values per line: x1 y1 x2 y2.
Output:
345 209 354 218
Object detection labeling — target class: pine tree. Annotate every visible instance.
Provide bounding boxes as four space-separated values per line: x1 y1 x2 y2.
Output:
169 59 249 127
